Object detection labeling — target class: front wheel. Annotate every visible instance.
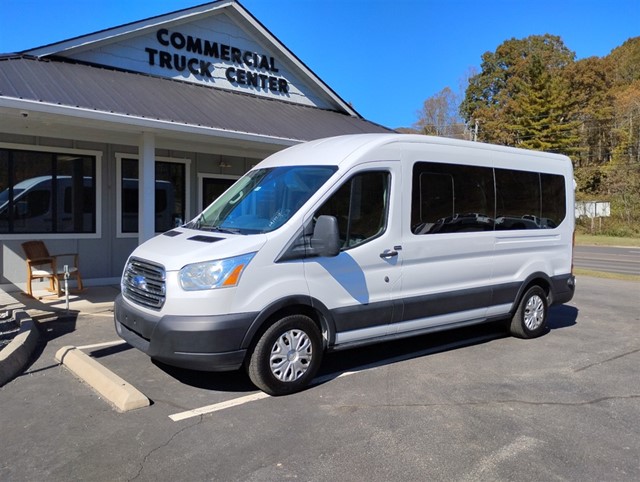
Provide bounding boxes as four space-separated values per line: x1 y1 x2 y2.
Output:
247 315 323 396
509 285 548 339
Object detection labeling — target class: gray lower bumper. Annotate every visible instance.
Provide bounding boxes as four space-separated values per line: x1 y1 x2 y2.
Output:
114 294 256 372
551 274 576 305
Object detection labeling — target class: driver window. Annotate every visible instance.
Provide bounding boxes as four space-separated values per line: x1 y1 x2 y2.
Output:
315 171 389 249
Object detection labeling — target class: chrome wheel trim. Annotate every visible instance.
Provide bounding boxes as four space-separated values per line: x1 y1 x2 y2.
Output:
524 294 545 331
269 329 313 382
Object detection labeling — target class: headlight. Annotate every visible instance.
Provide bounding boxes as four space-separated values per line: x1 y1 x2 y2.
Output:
179 253 255 291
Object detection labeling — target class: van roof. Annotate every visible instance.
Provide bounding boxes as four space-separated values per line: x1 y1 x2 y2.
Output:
8 175 53 190
256 133 571 169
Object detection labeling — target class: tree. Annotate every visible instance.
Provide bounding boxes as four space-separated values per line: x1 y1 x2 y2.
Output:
609 37 640 86
612 81 640 163
609 38 640 166
565 56 615 167
460 34 578 153
414 86 466 139
456 34 640 235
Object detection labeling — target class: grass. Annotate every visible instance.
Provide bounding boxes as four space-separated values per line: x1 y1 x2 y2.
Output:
573 267 640 283
575 234 640 247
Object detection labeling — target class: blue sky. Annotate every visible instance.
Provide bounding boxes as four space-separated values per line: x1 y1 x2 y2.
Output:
1 0 638 128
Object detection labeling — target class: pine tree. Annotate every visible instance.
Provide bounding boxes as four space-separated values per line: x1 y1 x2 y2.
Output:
460 34 577 154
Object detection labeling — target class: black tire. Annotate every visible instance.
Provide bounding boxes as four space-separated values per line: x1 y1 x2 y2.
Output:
247 314 323 396
509 285 548 339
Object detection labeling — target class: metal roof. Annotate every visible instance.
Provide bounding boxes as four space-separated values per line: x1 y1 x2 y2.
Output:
0 56 392 142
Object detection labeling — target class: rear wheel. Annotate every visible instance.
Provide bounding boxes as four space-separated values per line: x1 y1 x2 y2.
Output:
509 285 548 338
247 314 323 396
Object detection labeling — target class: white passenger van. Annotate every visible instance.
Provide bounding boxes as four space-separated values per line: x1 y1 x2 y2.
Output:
0 175 95 233
0 176 175 234
114 134 575 395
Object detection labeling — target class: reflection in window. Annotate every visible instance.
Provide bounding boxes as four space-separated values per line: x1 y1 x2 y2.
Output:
0 148 96 234
120 158 186 233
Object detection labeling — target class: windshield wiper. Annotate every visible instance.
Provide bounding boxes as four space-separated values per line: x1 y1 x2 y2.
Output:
200 225 242 235
185 215 243 234
185 214 203 229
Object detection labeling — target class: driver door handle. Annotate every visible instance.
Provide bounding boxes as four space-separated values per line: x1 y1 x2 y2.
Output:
380 251 398 259
380 246 402 259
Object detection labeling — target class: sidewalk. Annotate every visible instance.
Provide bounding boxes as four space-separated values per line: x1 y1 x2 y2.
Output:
0 285 120 318
0 284 120 386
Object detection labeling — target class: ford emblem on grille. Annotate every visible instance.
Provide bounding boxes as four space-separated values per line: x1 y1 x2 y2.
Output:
132 275 147 290
123 258 166 309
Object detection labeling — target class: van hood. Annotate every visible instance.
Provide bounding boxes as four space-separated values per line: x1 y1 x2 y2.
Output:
131 228 268 271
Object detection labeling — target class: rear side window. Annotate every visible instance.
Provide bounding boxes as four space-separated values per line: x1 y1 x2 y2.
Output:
495 168 541 230
540 173 566 229
411 162 567 234
495 169 566 230
411 162 494 234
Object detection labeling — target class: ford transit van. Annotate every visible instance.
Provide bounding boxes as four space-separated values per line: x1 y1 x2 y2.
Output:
0 175 95 233
114 134 575 395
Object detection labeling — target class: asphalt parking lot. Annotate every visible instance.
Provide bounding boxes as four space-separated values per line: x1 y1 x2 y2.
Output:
1 275 639 481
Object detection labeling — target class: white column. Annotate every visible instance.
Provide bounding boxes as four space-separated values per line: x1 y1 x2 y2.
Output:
138 131 155 245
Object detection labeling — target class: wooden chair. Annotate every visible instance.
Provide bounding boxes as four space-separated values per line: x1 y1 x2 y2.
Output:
21 241 84 298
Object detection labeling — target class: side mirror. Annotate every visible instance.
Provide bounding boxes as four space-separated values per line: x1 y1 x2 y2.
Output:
310 215 340 257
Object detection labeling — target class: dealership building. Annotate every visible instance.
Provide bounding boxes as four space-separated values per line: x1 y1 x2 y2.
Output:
0 0 391 291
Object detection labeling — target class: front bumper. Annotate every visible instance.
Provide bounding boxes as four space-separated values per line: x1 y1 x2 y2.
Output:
114 294 256 371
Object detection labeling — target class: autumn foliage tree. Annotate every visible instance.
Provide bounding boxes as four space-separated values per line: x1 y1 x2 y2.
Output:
607 38 640 229
414 86 466 139
460 34 579 151
455 34 640 236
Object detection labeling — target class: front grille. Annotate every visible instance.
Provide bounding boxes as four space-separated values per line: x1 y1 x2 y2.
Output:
122 257 166 309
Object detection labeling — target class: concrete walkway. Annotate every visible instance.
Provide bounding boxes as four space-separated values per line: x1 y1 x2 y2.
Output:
0 285 121 389
0 284 120 319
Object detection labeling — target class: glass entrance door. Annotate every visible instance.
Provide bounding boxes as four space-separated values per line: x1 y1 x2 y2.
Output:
201 176 236 211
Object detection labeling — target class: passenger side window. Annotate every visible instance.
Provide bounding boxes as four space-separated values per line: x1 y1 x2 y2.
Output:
410 162 567 234
315 171 389 249
495 168 541 230
411 162 495 234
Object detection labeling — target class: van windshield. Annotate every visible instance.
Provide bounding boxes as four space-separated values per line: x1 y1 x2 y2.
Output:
0 187 25 212
187 165 337 234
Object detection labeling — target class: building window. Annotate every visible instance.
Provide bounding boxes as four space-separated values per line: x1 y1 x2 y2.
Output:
198 174 238 213
0 146 97 235
117 156 189 235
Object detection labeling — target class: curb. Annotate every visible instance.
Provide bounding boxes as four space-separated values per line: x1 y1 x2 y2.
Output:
0 311 40 387
55 345 150 412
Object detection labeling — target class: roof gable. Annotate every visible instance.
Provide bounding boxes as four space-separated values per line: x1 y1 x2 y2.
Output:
23 0 357 116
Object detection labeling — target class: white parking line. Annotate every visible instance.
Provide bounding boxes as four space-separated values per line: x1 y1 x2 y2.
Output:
169 333 500 422
76 340 127 350
169 370 363 422
170 392 271 421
